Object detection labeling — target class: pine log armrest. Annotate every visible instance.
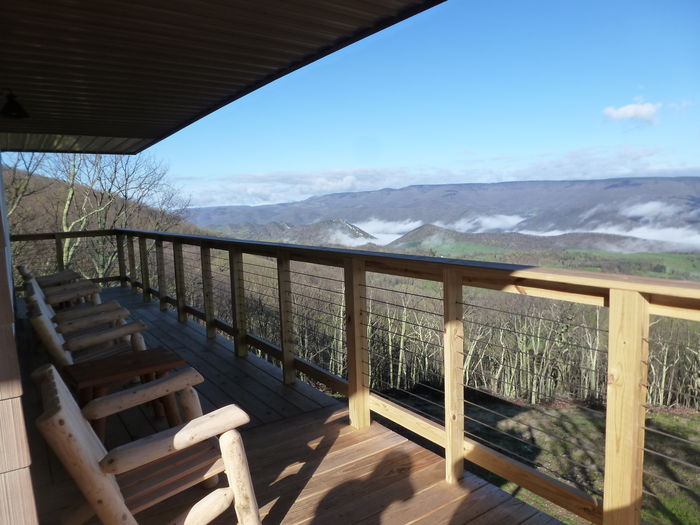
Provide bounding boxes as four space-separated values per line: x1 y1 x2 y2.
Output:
42 279 97 295
52 300 121 323
82 366 204 421
35 268 82 287
56 307 131 334
43 282 101 306
64 347 187 434
16 264 81 287
64 320 147 352
100 405 250 474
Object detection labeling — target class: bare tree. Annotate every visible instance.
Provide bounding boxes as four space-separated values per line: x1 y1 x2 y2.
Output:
6 152 189 278
54 153 188 276
2 152 48 219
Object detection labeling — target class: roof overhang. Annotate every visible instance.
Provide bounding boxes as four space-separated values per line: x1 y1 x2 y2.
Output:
0 0 444 154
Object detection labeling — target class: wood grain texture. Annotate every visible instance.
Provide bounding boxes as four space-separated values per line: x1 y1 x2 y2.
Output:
200 245 216 338
229 248 248 356
138 237 151 302
277 251 296 384
0 324 22 400
127 234 137 292
345 257 370 429
155 239 168 311
443 268 464 484
0 468 38 524
0 397 31 471
603 290 649 525
116 233 128 287
173 242 186 323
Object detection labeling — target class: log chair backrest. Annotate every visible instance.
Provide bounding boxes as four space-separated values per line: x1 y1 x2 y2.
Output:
28 308 71 367
26 281 57 319
33 364 134 525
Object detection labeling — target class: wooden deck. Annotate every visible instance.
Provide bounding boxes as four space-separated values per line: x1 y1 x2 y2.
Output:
19 286 561 524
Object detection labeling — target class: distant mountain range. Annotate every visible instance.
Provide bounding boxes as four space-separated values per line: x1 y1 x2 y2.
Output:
186 177 700 251
212 219 376 246
387 224 692 253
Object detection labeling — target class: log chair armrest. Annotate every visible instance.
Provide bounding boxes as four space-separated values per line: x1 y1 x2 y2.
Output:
44 283 101 306
35 269 82 288
41 279 96 295
56 307 131 334
100 404 250 474
64 320 147 352
82 367 204 421
52 300 121 323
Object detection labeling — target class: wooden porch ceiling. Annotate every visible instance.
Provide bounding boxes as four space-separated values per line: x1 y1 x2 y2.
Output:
1 0 444 154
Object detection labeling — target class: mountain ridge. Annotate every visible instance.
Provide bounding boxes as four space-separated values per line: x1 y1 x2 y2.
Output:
186 176 700 247
187 176 700 223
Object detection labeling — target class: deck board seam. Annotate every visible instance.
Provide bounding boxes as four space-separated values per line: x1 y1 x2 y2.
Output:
133 307 318 418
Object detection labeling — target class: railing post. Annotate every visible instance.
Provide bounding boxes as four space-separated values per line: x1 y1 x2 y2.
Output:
116 233 127 287
138 237 151 302
345 257 370 430
155 239 167 311
603 289 650 525
443 268 465 484
201 245 216 339
126 234 137 292
277 251 295 384
54 234 65 271
173 241 186 323
229 248 248 357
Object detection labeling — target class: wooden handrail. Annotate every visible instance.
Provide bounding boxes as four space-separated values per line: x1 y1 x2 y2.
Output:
16 227 695 301
103 228 700 302
13 227 700 525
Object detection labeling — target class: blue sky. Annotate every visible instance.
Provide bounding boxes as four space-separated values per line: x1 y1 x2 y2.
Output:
150 0 700 207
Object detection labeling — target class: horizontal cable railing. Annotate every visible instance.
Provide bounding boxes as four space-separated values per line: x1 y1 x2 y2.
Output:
11 227 700 525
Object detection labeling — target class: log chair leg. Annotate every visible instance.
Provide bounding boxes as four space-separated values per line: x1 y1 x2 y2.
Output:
92 385 109 443
180 385 219 488
156 371 181 426
220 430 260 525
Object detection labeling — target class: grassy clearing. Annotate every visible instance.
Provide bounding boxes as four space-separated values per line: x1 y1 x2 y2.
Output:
404 240 700 281
384 387 699 524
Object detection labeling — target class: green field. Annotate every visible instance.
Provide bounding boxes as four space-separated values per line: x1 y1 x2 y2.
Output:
396 241 700 281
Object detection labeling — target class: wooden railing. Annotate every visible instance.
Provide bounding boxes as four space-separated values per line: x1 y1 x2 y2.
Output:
12 228 700 525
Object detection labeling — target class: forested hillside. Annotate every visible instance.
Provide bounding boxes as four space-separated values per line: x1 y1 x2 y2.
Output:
3 152 204 278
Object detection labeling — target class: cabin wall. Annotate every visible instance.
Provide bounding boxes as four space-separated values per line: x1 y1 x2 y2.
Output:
0 151 38 524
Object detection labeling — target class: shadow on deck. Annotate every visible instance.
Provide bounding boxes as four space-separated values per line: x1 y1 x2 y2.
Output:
20 286 560 524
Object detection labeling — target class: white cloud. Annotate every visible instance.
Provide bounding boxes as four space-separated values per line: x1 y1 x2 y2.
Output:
521 225 700 249
184 145 699 207
354 218 423 245
438 215 525 233
603 101 661 123
328 231 373 247
620 201 684 220
594 224 700 248
518 229 569 237
579 204 603 221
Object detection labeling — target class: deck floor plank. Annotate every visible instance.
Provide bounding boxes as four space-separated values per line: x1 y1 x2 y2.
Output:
135 306 314 423
137 302 334 413
21 287 561 525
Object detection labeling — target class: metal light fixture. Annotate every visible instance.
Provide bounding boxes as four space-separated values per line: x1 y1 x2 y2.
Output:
1 90 29 119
